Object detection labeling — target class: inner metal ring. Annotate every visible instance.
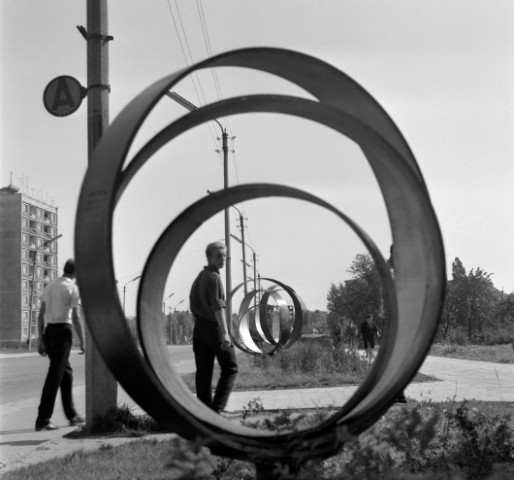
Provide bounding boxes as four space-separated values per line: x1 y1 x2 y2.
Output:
137 184 392 421
75 47 445 464
229 278 306 354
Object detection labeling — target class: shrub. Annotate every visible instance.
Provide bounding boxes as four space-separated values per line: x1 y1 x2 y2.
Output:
253 341 367 378
318 400 514 479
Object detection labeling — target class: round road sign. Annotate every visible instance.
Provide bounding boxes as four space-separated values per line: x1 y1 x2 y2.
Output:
43 75 85 117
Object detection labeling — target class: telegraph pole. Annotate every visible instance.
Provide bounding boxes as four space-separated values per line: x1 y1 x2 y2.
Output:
83 0 117 432
166 92 233 320
221 131 232 322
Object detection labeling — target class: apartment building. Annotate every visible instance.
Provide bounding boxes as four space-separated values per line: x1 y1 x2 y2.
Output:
0 183 59 347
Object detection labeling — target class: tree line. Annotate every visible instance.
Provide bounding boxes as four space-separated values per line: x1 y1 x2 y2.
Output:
327 253 514 345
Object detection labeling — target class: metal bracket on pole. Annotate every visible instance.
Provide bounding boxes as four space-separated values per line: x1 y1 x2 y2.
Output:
87 84 111 93
76 25 113 43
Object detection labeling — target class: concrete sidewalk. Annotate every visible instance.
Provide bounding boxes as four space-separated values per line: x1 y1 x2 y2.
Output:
1 355 513 475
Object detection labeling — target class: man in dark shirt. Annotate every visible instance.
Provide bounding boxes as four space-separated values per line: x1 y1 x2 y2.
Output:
189 242 238 413
361 314 378 359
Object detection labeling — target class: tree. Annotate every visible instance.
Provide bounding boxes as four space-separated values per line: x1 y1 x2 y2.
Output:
326 253 382 325
496 293 514 324
439 258 497 342
346 253 382 320
327 282 345 318
465 267 496 340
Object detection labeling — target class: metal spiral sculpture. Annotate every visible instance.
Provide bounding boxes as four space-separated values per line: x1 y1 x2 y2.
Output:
229 279 306 355
75 47 445 470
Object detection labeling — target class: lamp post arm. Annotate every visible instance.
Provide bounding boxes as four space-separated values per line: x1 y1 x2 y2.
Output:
27 233 63 349
166 91 224 133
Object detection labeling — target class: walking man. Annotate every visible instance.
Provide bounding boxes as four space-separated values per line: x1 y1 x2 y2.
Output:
361 314 378 359
189 242 238 413
35 259 85 431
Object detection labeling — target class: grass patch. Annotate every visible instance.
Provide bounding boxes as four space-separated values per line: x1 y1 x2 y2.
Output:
430 342 514 364
65 404 169 439
4 400 513 480
182 342 435 392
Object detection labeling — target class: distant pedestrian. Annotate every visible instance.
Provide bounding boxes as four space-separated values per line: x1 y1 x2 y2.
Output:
361 314 379 359
35 259 85 431
190 242 238 413
346 319 359 351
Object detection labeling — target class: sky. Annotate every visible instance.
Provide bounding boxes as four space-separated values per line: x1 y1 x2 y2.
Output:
1 0 513 316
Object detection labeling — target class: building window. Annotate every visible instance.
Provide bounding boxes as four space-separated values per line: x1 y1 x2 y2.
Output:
22 264 29 274
51 242 56 252
51 270 57 280
22 234 28 245
23 295 29 306
22 249 28 259
22 311 29 322
51 214 56 224
23 203 29 213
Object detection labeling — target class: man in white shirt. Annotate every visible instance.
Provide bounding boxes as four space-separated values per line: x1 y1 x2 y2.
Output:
35 258 85 431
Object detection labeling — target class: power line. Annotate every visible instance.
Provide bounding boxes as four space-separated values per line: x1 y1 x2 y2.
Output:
165 0 201 103
196 0 224 101
165 0 234 177
165 0 220 152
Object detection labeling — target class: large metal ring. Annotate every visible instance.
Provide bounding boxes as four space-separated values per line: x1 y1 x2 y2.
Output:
75 47 445 465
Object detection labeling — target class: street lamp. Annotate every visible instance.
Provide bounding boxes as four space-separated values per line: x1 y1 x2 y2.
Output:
167 91 233 322
122 274 142 315
208 190 248 296
173 299 185 311
230 234 258 308
228 205 248 296
27 233 63 350
162 291 175 314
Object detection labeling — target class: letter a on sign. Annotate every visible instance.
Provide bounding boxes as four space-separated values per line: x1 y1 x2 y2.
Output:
43 76 84 117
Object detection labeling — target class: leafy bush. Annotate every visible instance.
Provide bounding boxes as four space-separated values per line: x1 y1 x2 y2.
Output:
86 404 168 436
232 399 514 478
253 341 367 378
313 400 514 479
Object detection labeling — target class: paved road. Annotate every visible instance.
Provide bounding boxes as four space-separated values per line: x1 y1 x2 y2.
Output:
0 345 195 432
0 352 85 405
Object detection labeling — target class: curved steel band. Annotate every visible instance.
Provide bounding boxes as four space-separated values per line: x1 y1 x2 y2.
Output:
229 278 306 355
75 47 445 464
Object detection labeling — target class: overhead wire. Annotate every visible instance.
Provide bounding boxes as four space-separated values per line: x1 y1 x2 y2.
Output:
165 0 219 150
165 0 242 194
195 1 242 213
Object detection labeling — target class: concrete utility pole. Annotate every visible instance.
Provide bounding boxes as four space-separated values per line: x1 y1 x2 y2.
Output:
221 130 232 322
84 0 117 432
166 91 233 321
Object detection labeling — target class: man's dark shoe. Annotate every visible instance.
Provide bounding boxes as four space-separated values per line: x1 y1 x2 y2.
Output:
69 415 85 426
35 422 59 432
